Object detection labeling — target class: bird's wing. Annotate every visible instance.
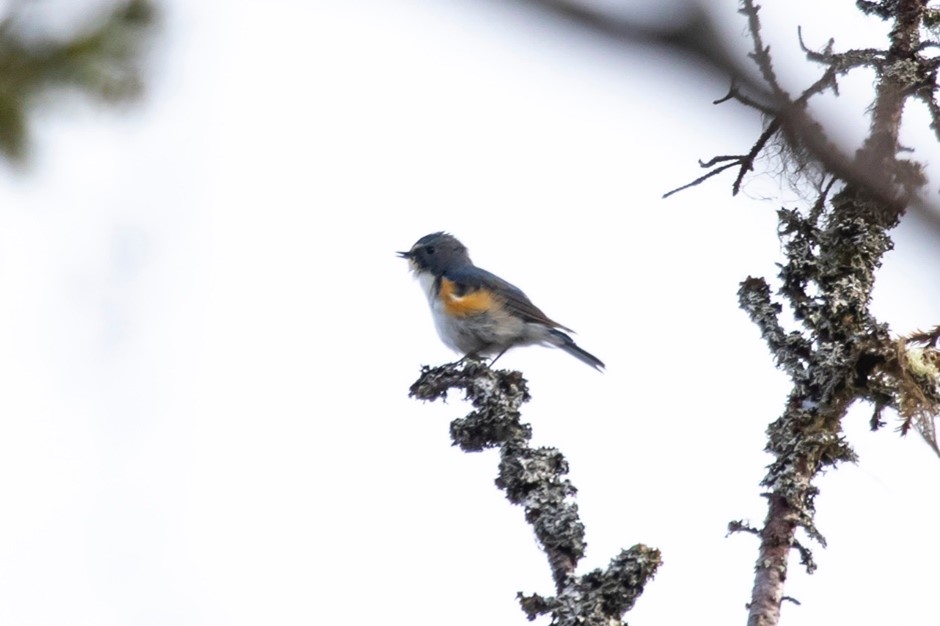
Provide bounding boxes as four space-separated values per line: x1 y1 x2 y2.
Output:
445 266 574 332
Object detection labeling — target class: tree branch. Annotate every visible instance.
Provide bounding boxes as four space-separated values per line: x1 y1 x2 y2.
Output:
738 2 937 625
410 360 661 625
501 0 940 232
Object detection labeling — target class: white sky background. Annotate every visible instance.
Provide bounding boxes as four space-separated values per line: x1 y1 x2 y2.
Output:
0 0 938 624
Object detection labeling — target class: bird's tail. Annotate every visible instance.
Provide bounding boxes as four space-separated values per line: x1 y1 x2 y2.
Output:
548 329 605 371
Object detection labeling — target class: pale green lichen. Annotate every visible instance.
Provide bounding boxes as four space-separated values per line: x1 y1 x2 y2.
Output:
904 346 940 381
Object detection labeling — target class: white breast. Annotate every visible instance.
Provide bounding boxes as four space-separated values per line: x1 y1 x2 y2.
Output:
416 271 438 308
414 271 460 352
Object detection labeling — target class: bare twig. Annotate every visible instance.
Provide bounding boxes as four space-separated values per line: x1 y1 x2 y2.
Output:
663 160 742 198
502 0 940 231
664 114 781 199
908 325 940 347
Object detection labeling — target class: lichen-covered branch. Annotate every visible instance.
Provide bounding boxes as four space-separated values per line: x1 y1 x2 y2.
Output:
410 360 661 626
737 185 902 626
714 2 940 626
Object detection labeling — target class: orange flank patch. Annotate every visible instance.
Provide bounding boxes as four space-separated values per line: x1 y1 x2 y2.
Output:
439 278 494 317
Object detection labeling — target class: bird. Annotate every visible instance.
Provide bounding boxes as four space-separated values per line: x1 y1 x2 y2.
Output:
398 232 604 371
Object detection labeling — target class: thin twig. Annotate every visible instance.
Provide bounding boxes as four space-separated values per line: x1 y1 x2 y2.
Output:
663 161 742 198
734 118 781 194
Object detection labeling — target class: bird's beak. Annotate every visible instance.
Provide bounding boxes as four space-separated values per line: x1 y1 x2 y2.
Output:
397 250 412 259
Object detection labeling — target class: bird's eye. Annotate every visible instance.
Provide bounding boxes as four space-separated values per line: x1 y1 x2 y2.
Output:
425 246 435 255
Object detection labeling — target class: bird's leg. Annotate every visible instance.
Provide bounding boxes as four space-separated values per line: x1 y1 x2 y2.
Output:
457 346 495 366
488 347 510 367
